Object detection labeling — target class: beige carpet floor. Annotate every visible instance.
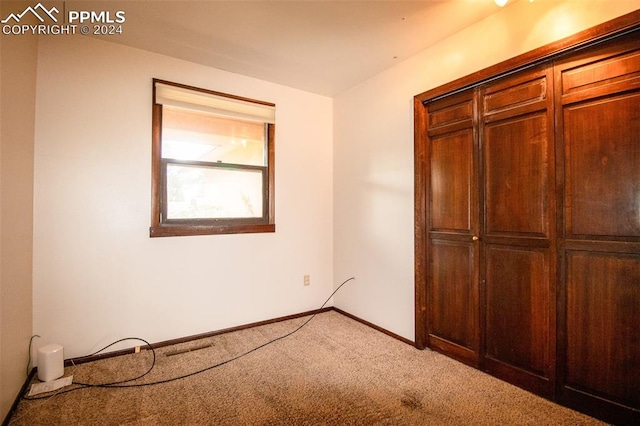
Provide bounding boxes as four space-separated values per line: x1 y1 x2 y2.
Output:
9 311 606 425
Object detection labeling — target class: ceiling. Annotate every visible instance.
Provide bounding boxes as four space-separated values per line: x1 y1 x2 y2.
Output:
88 1 506 96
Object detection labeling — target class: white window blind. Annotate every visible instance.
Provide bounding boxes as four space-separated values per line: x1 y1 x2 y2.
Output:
155 82 275 124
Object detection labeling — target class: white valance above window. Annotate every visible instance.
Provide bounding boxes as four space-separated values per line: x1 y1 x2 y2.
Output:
155 82 275 124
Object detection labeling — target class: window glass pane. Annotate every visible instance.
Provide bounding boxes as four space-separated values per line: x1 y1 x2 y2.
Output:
166 164 264 220
161 106 266 166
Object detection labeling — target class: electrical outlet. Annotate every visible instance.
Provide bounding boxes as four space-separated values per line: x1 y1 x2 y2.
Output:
303 275 310 286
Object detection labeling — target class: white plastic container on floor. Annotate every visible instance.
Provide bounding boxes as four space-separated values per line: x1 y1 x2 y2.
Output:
37 344 64 382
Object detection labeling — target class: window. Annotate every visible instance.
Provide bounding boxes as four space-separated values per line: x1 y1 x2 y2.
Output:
150 79 275 237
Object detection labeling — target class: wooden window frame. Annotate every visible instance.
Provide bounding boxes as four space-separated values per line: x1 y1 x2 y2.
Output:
150 79 275 237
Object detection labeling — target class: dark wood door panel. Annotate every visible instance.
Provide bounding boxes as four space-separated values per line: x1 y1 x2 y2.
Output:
430 129 475 232
482 77 547 122
424 89 479 365
476 65 556 397
427 95 474 133
484 245 551 377
564 251 640 409
556 31 640 424
559 42 640 105
483 112 551 237
563 92 640 239
428 240 478 354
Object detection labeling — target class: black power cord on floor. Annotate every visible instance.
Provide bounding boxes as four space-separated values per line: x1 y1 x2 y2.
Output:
23 277 355 400
71 337 157 387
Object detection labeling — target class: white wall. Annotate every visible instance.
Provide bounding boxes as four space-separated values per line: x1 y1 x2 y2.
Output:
32 35 334 358
333 1 639 341
0 12 37 419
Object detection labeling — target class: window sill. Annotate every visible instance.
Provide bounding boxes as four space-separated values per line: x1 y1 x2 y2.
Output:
150 223 275 237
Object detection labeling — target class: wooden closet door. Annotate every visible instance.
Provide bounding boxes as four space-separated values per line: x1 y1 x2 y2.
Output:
479 66 556 397
555 33 640 424
424 90 480 366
